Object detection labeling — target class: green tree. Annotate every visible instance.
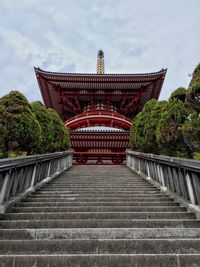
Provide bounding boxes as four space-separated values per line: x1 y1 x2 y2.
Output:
31 101 53 153
0 104 8 155
181 112 200 159
130 99 167 154
0 91 42 154
189 63 200 85
186 64 200 113
47 108 70 152
156 99 191 157
169 87 187 102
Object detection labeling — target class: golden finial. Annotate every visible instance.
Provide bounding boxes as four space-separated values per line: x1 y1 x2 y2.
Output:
97 50 105 74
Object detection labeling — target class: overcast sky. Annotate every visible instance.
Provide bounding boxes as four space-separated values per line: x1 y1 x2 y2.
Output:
0 0 199 102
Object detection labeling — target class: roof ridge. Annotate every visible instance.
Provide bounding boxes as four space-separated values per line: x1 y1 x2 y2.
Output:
34 67 167 77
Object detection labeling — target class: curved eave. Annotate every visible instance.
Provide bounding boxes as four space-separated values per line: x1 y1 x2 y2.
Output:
34 67 167 78
34 67 167 121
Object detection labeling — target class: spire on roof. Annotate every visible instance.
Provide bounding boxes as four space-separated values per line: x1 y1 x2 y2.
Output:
97 49 105 74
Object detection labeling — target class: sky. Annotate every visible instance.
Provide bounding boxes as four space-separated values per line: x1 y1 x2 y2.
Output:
0 0 200 102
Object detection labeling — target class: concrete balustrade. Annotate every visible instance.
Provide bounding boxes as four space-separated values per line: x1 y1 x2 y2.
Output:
0 151 73 212
126 150 200 207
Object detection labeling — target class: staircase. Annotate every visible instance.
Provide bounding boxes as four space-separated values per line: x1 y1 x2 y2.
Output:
0 165 200 266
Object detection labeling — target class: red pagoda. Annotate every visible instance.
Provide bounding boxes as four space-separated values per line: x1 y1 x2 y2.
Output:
35 50 167 164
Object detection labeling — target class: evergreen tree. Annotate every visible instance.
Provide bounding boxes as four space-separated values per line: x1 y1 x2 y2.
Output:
0 91 42 154
130 99 167 154
155 99 191 157
186 64 200 113
169 87 186 102
47 108 70 152
31 101 53 153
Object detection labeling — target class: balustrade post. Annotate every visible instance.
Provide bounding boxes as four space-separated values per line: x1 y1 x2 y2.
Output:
138 159 141 174
30 165 37 188
146 162 151 181
0 171 10 203
47 160 51 178
57 160 60 173
186 172 195 204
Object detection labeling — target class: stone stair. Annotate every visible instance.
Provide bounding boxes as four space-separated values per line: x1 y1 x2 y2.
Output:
0 165 200 266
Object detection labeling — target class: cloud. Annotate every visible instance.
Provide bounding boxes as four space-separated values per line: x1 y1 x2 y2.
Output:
0 0 200 102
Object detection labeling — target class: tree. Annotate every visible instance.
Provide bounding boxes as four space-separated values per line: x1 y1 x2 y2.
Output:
31 101 53 153
169 87 187 102
129 63 200 160
47 108 70 152
0 104 8 155
130 99 167 154
181 112 200 159
156 99 191 157
186 64 200 113
189 63 200 85
0 91 42 154
186 83 200 113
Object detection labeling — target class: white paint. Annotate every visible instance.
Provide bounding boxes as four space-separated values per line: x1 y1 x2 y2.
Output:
186 172 195 204
30 165 37 188
0 172 10 203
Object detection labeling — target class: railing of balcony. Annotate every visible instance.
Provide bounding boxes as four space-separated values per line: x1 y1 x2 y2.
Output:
0 151 73 210
126 150 200 206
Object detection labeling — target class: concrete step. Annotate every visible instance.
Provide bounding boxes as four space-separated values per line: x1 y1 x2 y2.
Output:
39 185 155 189
45 182 152 186
0 254 199 267
32 190 161 195
1 165 200 266
29 193 163 198
0 212 195 220
36 188 157 192
22 196 174 202
1 239 200 255
1 228 200 240
16 201 180 207
12 206 187 213
37 189 159 193
0 219 199 229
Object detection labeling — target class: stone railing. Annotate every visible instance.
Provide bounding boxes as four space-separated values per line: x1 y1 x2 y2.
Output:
126 150 200 206
0 150 73 212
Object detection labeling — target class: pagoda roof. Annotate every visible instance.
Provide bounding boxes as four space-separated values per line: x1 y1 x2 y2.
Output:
34 67 167 122
34 67 167 78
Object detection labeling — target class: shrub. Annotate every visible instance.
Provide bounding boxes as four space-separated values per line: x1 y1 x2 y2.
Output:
181 112 200 158
0 91 42 154
47 108 70 152
156 99 191 157
130 99 167 154
169 87 187 102
31 101 53 153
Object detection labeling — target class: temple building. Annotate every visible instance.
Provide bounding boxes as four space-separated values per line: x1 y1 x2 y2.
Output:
35 50 167 164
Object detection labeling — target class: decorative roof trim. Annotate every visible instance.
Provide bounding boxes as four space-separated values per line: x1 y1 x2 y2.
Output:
34 67 167 77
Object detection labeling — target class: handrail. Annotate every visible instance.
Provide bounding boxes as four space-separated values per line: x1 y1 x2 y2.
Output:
0 151 72 172
126 150 200 206
0 150 73 209
127 151 200 173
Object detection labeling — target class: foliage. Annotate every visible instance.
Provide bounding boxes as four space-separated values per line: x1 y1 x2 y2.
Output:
169 87 186 102
189 63 200 86
47 108 70 152
31 101 53 153
186 83 200 113
130 99 167 154
0 91 70 158
0 91 42 154
130 63 200 160
0 104 8 153
181 112 200 157
156 99 191 157
186 64 200 113
193 153 200 160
